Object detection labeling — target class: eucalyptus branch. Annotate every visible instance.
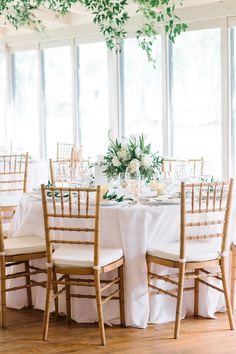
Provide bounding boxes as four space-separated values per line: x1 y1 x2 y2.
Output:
0 0 187 66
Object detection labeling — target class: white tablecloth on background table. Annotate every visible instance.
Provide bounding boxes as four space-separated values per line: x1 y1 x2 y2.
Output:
27 160 49 191
7 194 236 328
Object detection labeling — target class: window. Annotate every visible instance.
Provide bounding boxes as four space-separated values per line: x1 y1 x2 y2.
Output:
121 37 162 153
170 28 221 177
231 28 236 177
78 41 109 158
0 51 6 144
43 46 73 159
11 50 39 157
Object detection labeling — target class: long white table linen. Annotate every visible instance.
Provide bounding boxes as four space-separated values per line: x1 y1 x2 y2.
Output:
27 160 48 191
7 193 236 327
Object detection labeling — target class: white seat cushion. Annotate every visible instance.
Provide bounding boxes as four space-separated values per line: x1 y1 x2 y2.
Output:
52 245 123 268
147 239 222 262
4 235 46 256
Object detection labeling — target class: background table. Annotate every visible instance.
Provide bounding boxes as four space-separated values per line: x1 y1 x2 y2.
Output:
8 194 236 328
27 160 48 191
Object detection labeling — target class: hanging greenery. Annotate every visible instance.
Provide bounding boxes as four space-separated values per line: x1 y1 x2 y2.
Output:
0 0 187 64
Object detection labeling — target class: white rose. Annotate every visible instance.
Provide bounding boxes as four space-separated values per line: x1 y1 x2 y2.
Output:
117 148 128 161
141 154 152 168
112 157 121 167
129 159 141 173
135 147 141 158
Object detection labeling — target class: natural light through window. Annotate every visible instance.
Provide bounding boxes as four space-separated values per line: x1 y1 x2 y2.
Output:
43 46 73 159
0 52 5 145
122 37 162 154
11 50 39 157
78 41 109 159
171 28 221 177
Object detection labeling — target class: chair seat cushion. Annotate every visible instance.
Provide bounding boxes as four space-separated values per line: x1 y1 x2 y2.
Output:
4 235 46 256
52 245 123 268
147 239 221 262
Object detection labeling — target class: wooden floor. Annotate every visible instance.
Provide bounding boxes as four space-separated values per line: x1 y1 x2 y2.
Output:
0 309 236 353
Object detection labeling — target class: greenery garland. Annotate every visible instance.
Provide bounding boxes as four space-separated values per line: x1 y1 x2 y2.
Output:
0 0 187 64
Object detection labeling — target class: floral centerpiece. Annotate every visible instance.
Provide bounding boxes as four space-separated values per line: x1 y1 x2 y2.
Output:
101 134 163 182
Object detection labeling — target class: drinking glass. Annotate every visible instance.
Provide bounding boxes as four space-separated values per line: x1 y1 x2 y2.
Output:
125 167 141 197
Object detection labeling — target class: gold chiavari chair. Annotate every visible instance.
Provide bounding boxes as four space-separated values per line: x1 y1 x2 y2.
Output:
49 159 71 186
0 153 29 236
41 185 125 345
0 210 46 328
56 142 74 162
161 159 177 180
70 146 82 168
161 157 204 179
147 179 234 338
187 157 204 177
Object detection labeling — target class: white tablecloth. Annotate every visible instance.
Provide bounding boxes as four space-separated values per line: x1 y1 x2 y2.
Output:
7 194 236 327
27 160 48 191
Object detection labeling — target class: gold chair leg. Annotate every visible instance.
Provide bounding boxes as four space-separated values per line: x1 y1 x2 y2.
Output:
221 258 235 330
194 269 200 317
118 265 125 327
0 258 6 329
231 249 236 310
42 268 53 341
53 271 59 318
65 275 71 324
94 270 106 346
174 262 185 339
147 260 151 286
25 261 32 308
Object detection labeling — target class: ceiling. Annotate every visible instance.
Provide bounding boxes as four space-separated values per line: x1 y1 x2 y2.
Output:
0 0 232 39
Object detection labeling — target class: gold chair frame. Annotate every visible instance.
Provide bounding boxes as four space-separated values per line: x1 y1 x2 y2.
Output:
147 179 234 338
41 185 125 345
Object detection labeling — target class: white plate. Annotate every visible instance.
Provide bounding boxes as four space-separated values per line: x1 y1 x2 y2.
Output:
147 198 180 206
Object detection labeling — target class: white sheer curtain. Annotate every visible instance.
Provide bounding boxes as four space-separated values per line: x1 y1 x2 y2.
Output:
122 37 162 154
43 46 73 159
171 28 221 177
0 52 6 145
11 50 39 157
78 41 109 159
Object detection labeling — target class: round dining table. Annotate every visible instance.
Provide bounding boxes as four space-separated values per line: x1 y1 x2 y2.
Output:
7 192 236 328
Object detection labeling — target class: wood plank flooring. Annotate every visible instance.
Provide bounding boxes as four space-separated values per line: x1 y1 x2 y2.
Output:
0 309 236 353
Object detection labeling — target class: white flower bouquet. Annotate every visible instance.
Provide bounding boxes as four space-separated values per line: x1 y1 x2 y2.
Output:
101 134 163 181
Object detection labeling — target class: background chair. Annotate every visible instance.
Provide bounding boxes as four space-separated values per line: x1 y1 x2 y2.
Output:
41 185 125 345
161 157 204 180
56 142 74 162
70 146 82 168
0 210 46 328
0 153 28 236
147 179 234 338
49 159 71 186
